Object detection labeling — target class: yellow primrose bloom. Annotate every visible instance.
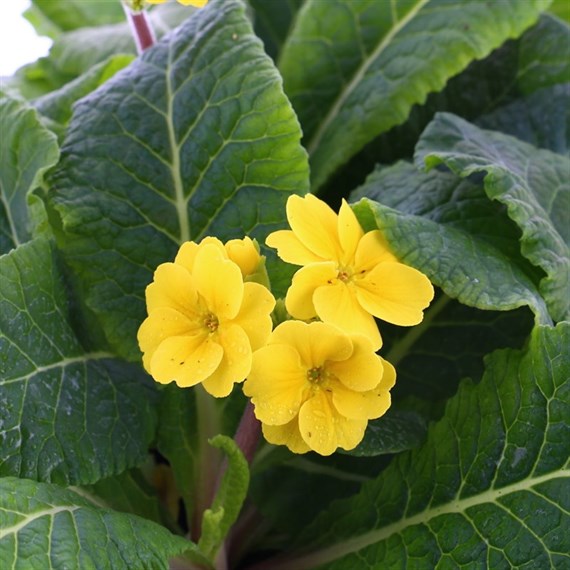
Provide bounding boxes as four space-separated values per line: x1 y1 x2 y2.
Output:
145 0 208 6
243 320 396 456
266 195 434 350
138 242 275 397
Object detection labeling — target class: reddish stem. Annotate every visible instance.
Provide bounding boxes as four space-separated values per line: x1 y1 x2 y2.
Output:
234 401 261 464
125 7 156 53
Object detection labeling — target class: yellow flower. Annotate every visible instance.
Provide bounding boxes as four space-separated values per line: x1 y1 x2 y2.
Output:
145 0 208 6
266 195 434 350
138 241 275 397
243 320 396 456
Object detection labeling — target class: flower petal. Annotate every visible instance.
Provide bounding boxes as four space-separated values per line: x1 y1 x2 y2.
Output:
330 377 392 420
287 194 342 261
327 335 383 392
175 238 225 274
225 237 261 277
193 244 243 320
285 262 336 320
337 200 364 265
298 391 366 455
149 335 222 387
266 230 325 265
313 282 382 350
202 324 251 397
244 344 309 425
262 419 310 454
269 320 353 369
232 283 275 351
379 356 397 391
138 307 200 372
354 230 398 272
356 262 434 326
145 263 200 315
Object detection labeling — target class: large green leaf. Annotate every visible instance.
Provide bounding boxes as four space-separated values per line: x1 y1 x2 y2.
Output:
25 0 125 37
249 0 304 61
352 198 550 325
416 113 570 322
279 0 549 190
49 0 309 361
0 477 209 569
0 239 158 485
276 323 569 569
0 96 59 254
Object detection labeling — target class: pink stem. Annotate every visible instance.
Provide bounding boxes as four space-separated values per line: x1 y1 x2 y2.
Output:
125 7 156 53
234 401 261 464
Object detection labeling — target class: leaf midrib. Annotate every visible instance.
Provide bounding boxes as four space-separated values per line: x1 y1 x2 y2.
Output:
290 468 569 570
305 0 430 155
0 505 80 539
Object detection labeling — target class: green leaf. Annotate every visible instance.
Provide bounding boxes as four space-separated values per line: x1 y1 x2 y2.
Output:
416 113 570 322
0 477 210 569
477 84 570 156
284 323 570 569
339 410 427 457
352 198 550 325
549 0 570 23
198 435 250 560
249 0 304 61
0 96 59 254
49 0 309 360
0 238 158 485
279 0 549 190
25 0 125 36
33 55 134 140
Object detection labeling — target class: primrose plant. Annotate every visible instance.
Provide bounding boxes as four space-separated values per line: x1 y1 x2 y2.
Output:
0 0 568 569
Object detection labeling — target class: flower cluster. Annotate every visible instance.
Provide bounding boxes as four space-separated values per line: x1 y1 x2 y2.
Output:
138 195 434 455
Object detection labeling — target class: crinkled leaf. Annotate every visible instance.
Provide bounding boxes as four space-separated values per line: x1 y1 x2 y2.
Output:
416 113 570 321
477 84 570 156
49 0 309 360
284 323 569 569
352 198 550 325
0 477 209 569
0 239 158 485
339 410 427 458
279 0 549 190
249 0 304 61
0 96 59 254
198 436 250 560
33 55 134 140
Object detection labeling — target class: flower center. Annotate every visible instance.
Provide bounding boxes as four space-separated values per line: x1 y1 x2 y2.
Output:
307 366 325 384
336 265 353 283
203 312 219 333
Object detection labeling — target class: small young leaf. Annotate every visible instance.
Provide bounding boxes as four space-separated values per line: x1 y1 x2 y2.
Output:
0 239 158 485
416 113 570 321
284 323 569 569
0 477 210 569
0 96 59 254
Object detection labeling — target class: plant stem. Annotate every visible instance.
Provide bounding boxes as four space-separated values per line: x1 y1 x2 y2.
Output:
234 400 261 464
124 5 156 53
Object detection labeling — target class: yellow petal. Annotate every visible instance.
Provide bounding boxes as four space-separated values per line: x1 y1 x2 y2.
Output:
138 307 201 371
354 230 398 272
262 419 310 454
266 230 325 265
285 262 336 320
330 377 392 420
298 391 366 455
244 344 308 425
379 356 396 392
337 200 364 265
269 320 353 369
175 238 225 275
145 263 200 315
177 0 208 5
327 335 383 392
313 282 382 350
193 244 243 320
201 324 251 397
225 237 261 277
356 262 434 326
232 282 275 351
286 194 342 261
149 335 222 387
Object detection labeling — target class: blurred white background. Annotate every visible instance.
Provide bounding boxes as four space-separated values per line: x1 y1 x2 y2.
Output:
0 0 52 76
